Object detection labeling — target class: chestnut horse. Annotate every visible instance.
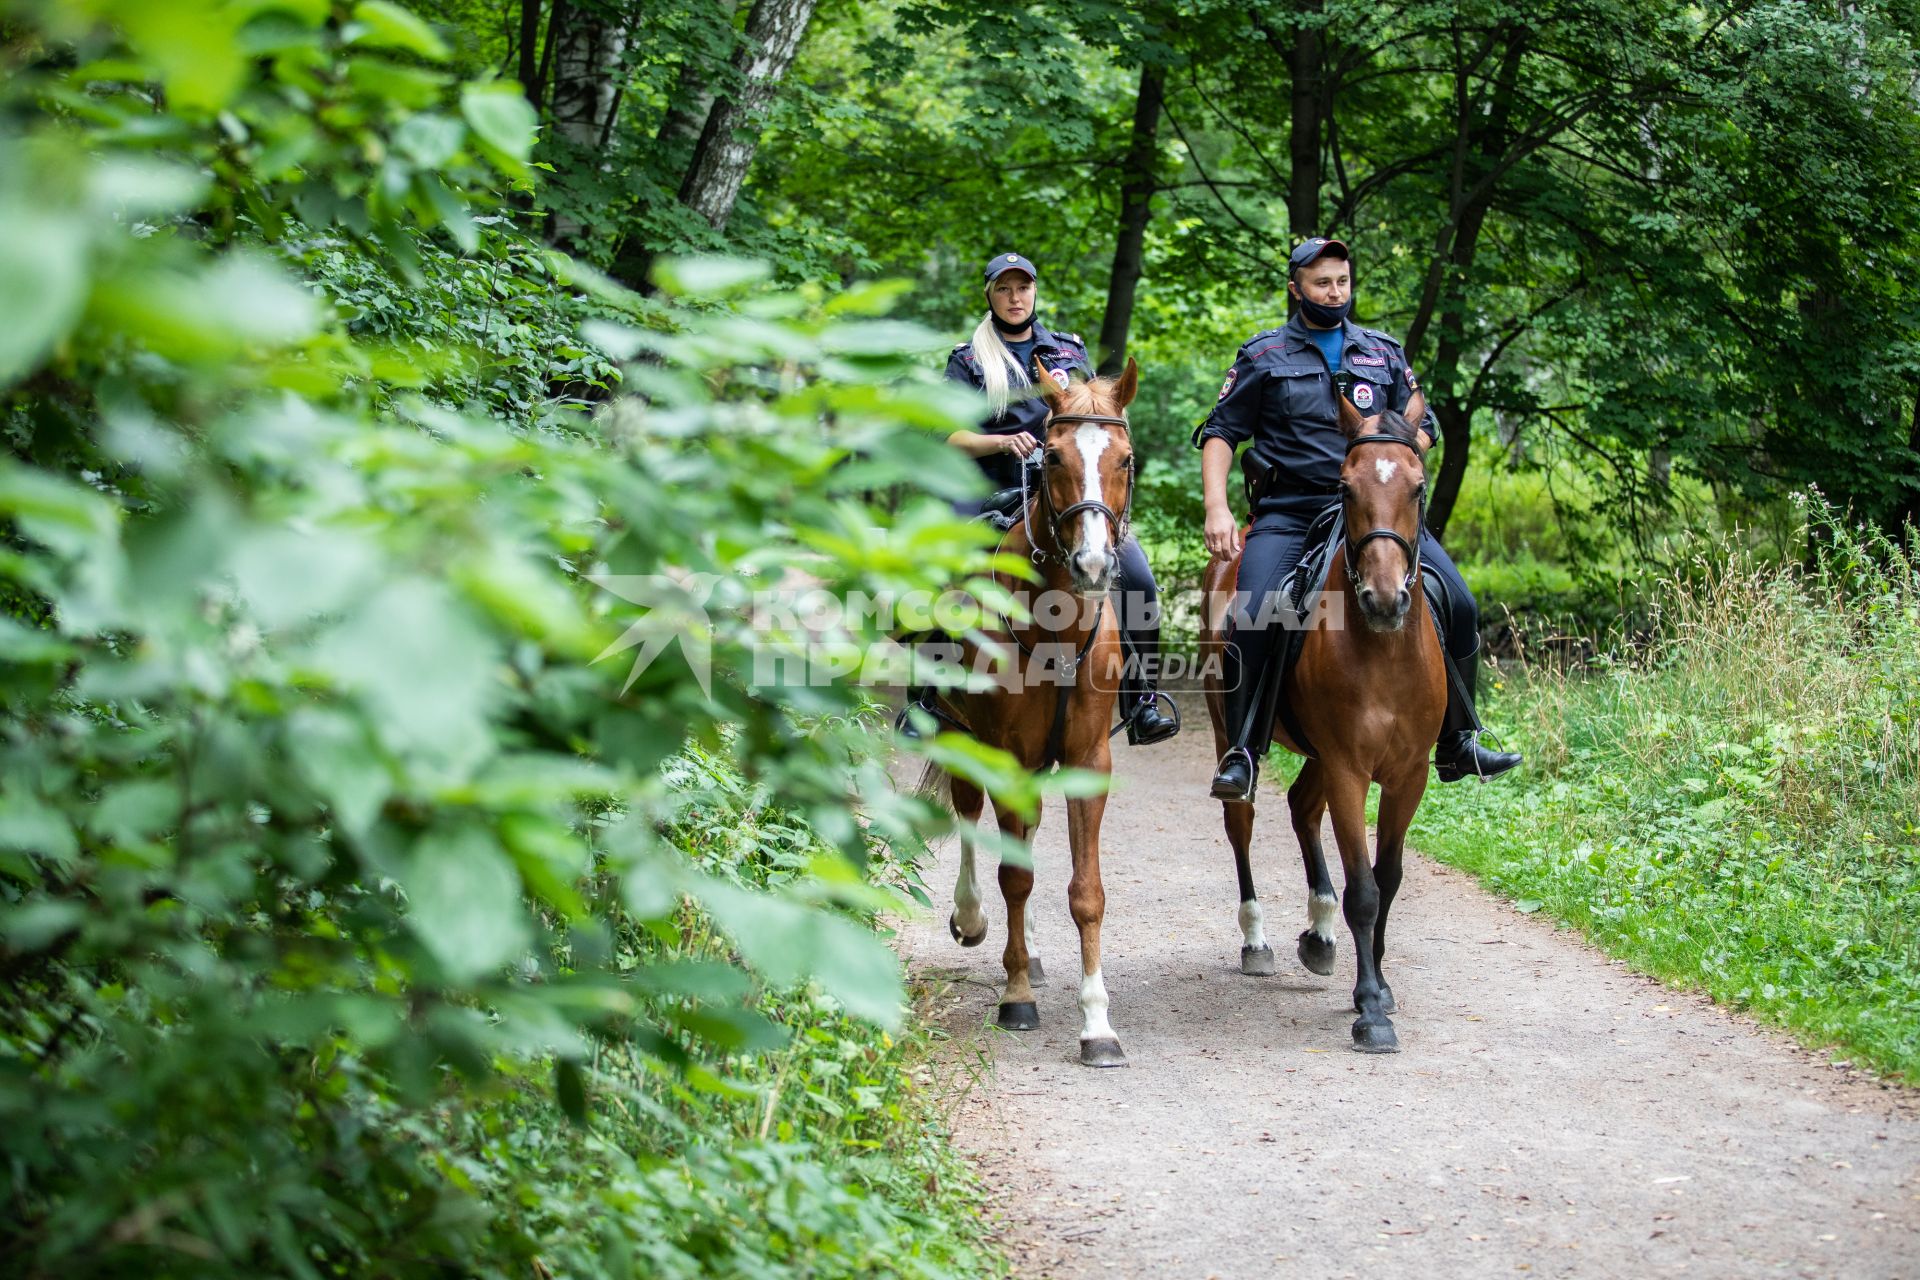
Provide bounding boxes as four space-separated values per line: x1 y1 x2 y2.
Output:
1199 391 1445 1053
916 361 1139 1067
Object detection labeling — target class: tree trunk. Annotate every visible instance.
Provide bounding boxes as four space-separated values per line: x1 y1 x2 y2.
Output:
1096 66 1164 377
677 0 819 233
548 9 627 149
652 0 739 157
1423 198 1492 539
1286 0 1324 238
518 0 543 110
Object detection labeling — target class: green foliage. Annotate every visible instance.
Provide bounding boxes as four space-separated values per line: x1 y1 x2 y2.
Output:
1416 507 1920 1080
0 3 1023 1275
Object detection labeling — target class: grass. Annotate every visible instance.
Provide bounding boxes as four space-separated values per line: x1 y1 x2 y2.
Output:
1413 511 1920 1081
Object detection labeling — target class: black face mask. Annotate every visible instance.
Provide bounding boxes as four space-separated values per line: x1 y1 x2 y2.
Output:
991 310 1037 334
1294 292 1352 329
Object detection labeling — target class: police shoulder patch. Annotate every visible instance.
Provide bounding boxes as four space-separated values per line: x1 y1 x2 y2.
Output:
1217 367 1238 400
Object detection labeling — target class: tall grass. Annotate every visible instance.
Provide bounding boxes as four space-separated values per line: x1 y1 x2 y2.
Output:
1417 507 1920 1079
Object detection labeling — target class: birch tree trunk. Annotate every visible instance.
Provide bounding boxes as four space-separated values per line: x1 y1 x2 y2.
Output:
676 0 819 233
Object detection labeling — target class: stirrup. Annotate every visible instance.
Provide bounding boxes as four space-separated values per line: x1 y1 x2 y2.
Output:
1115 690 1181 745
1209 746 1258 803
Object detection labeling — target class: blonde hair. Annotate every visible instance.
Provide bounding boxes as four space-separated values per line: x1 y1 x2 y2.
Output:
969 286 1039 419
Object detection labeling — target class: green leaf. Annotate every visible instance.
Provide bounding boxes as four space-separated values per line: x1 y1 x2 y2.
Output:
0 462 120 559
349 1 450 61
651 257 773 298
393 112 466 168
460 83 538 173
401 825 530 983
0 206 89 386
0 794 77 869
0 901 85 952
698 880 904 1028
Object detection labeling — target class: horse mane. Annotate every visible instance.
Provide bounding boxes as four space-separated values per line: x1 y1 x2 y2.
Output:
1051 375 1128 424
1360 409 1420 445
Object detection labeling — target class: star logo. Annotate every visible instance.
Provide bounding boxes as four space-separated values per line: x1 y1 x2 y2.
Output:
585 572 722 697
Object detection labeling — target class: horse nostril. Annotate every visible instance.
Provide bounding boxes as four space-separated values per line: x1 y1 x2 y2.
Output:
1396 588 1411 614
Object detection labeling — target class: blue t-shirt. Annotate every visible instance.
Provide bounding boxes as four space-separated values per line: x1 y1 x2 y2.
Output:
1303 324 1344 374
1003 334 1039 394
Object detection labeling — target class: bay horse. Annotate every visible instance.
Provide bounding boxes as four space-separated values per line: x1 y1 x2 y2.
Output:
1199 390 1445 1053
915 361 1139 1068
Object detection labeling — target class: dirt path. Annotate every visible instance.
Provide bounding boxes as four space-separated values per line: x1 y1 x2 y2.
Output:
900 729 1920 1279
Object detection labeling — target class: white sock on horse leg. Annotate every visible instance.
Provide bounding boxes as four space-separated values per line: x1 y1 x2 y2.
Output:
1078 968 1115 1043
1309 891 1338 941
952 834 985 936
1238 898 1268 950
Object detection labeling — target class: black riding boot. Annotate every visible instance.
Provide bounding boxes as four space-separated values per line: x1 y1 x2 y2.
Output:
1434 643 1523 782
893 684 941 740
1210 620 1283 802
1119 623 1179 746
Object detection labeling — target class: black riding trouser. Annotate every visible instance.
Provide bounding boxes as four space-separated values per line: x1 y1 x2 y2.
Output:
1221 504 1481 755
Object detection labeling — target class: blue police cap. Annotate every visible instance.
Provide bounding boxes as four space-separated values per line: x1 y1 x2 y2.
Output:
983 252 1037 284
1288 237 1351 274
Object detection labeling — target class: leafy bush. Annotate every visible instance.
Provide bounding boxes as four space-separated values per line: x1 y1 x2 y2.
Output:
1417 506 1920 1080
0 3 1019 1275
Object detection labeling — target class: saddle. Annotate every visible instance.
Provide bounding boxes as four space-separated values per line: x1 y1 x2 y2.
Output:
979 485 1027 532
1252 504 1454 759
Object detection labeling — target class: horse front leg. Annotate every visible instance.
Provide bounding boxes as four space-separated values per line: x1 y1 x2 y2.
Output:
948 778 988 947
1366 770 1428 1017
1225 797 1276 977
1066 786 1125 1067
1287 759 1339 976
1324 764 1398 1053
992 795 1040 1030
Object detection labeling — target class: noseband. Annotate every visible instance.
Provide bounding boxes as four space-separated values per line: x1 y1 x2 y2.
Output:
1025 412 1136 567
1343 432 1427 596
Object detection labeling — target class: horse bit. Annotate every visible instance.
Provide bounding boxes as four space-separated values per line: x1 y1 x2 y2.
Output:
1342 431 1427 595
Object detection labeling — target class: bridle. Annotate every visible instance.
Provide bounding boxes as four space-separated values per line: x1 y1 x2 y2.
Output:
1342 431 1427 596
1022 412 1136 567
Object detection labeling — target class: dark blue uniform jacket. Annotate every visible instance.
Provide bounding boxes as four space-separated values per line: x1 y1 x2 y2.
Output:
1193 314 1439 513
944 322 1094 491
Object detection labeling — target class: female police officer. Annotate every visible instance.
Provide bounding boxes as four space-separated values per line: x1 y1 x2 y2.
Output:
1197 237 1520 801
897 251 1178 746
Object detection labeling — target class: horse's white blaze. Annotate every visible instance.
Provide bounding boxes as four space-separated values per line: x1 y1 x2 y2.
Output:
1309 890 1339 940
1238 898 1268 950
1072 422 1112 574
1375 457 1399 484
1078 967 1115 1042
952 831 985 936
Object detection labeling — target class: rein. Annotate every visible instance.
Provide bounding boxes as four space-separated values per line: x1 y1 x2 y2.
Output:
1342 432 1428 596
997 409 1134 767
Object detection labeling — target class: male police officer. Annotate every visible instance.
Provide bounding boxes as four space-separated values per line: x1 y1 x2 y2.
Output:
1197 237 1521 801
898 251 1178 747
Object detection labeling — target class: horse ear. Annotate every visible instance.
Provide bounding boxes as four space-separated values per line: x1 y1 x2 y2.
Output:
1334 387 1367 439
1403 390 1429 445
1115 356 1139 408
1035 359 1069 411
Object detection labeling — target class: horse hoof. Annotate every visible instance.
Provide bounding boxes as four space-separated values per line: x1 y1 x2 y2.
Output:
1079 1037 1128 1068
1026 956 1047 987
1351 1018 1400 1054
996 1001 1040 1031
1240 945 1277 977
1297 930 1336 976
949 915 986 947
1353 987 1397 1016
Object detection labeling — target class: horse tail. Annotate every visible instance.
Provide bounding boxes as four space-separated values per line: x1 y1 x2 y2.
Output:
912 759 954 813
